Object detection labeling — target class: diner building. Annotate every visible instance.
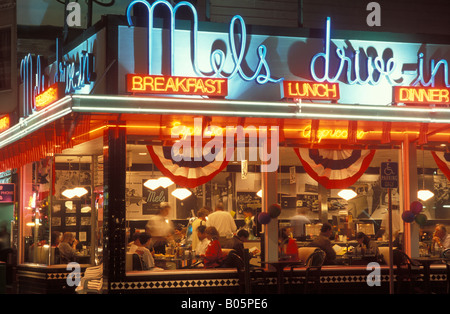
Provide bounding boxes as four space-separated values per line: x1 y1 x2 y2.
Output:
1 0 450 294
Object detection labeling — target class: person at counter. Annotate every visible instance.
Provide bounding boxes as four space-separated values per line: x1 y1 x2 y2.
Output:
145 202 174 254
307 223 336 265
191 207 209 252
195 225 210 256
134 233 156 270
203 226 226 268
355 232 379 256
206 202 237 246
433 224 450 250
279 227 299 261
58 232 79 263
223 229 250 260
242 207 257 239
290 208 311 240
174 224 187 245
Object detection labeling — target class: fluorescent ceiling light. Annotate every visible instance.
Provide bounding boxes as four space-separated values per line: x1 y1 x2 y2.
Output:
338 189 357 201
417 190 434 202
171 188 192 200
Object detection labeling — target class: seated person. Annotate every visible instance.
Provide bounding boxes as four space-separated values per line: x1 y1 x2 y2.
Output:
433 224 450 250
195 225 210 256
134 233 155 270
58 232 79 263
128 232 140 253
278 227 299 261
307 223 336 265
203 227 226 268
223 229 260 260
355 232 379 256
174 224 187 245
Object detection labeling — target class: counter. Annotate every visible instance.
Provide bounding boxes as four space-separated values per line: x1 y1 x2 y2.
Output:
112 263 448 294
17 263 91 294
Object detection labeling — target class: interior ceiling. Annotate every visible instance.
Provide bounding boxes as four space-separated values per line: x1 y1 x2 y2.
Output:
57 136 441 169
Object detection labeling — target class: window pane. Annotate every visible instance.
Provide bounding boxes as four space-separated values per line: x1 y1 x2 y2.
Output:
0 27 11 91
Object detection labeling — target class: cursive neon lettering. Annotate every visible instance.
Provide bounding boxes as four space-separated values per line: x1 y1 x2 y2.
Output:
310 17 397 86
126 0 281 85
411 53 449 87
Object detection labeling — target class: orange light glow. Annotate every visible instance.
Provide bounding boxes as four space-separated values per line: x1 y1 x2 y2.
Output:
301 125 366 142
0 115 10 133
127 74 228 97
283 81 340 100
35 83 64 109
394 86 450 105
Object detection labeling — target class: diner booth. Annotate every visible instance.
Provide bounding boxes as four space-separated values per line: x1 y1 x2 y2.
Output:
3 1 450 294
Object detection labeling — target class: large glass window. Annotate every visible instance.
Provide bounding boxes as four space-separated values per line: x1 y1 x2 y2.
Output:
21 137 103 265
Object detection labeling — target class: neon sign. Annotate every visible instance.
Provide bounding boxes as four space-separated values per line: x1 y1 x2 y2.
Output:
310 17 397 86
20 41 96 119
283 81 339 100
171 121 224 140
394 86 450 105
301 125 366 143
0 115 10 133
310 17 450 90
126 0 282 85
127 74 228 96
35 83 65 109
411 53 449 87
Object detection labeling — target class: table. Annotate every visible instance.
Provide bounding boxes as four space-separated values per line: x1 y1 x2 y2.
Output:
338 253 378 265
74 254 91 264
412 256 446 294
154 255 197 269
260 260 303 294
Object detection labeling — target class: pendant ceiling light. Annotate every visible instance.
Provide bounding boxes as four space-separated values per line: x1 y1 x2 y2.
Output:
417 149 434 202
62 158 89 199
157 177 174 188
338 189 357 201
171 188 192 200
144 179 160 190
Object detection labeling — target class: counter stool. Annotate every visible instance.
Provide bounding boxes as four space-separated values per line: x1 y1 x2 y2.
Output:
227 250 268 294
393 249 423 294
289 248 326 294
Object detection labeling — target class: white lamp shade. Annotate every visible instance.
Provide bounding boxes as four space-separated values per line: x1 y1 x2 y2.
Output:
157 177 174 188
73 187 88 197
256 189 262 197
144 179 161 190
338 189 357 201
62 187 88 199
418 190 434 201
171 188 192 200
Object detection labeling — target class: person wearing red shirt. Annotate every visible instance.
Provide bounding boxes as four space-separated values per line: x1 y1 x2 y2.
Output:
203 226 226 268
